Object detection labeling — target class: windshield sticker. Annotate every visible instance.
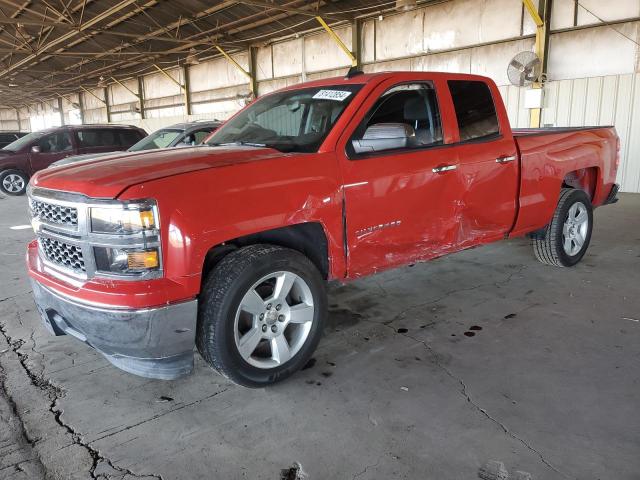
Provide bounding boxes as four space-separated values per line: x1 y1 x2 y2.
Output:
313 90 352 101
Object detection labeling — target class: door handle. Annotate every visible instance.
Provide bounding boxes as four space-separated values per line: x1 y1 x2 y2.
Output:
432 165 457 173
496 155 516 164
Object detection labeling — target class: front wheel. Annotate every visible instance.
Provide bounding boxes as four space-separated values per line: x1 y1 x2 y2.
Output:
0 169 28 196
196 244 327 387
532 188 593 267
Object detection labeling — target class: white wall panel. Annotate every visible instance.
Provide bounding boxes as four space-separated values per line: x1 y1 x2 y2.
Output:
548 23 639 80
189 53 249 92
361 19 375 63
272 39 303 78
144 69 181 100
539 74 640 192
255 46 273 81
375 10 423 60
551 0 576 30
304 26 352 72
424 0 522 52
577 0 640 26
109 79 139 105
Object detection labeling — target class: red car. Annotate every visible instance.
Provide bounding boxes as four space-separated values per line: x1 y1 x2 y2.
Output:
26 71 619 387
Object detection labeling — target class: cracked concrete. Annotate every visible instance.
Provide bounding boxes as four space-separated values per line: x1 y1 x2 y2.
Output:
0 193 639 479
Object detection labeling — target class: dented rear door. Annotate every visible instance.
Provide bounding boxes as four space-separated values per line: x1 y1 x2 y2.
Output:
443 79 519 247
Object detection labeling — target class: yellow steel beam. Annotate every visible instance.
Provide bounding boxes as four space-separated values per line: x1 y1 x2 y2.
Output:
111 76 140 99
315 16 357 67
152 64 185 90
522 0 543 26
80 85 106 105
152 64 190 115
522 0 547 128
215 45 252 80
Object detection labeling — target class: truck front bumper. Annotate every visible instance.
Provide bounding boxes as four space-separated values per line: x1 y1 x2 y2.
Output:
31 279 198 380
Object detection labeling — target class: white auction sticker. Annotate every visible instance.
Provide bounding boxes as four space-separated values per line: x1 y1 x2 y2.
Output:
312 90 352 101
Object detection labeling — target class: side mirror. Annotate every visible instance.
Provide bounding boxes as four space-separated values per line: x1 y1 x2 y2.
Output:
352 123 415 154
31 145 41 153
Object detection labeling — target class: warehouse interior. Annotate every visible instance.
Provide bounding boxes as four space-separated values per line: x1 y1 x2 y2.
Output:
0 1 639 479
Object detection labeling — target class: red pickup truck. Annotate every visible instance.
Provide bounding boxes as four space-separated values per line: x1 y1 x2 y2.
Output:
26 71 619 387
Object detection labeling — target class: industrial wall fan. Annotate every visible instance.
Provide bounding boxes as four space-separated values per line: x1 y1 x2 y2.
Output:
507 51 542 87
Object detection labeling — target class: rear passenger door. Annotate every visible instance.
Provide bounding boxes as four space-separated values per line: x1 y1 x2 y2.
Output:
76 128 122 155
445 79 519 246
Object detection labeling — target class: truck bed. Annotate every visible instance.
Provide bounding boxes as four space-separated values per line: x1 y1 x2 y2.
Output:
510 125 619 237
513 126 614 136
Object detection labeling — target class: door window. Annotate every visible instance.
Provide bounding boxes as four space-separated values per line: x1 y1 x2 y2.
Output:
36 132 72 153
448 80 500 142
77 129 117 148
351 82 443 156
118 129 144 147
192 129 214 144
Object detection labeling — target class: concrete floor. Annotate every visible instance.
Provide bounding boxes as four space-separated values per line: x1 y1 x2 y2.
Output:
0 193 638 480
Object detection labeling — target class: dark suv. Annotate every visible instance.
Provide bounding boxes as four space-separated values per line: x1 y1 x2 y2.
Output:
0 131 28 149
0 124 146 195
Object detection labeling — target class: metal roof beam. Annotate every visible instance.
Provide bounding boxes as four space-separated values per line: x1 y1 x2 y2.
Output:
235 0 353 22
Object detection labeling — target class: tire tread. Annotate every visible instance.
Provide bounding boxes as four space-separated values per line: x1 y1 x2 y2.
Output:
531 188 588 267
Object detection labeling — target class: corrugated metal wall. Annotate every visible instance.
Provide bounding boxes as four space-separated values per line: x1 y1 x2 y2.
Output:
500 74 640 193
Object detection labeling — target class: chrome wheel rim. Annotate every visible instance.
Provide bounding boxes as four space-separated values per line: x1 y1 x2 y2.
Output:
562 201 589 256
2 174 25 193
234 271 314 369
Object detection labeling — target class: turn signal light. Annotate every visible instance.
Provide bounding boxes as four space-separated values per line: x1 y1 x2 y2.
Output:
127 250 159 269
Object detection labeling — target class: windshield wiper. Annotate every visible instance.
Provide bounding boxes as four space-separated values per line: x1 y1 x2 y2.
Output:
208 141 267 148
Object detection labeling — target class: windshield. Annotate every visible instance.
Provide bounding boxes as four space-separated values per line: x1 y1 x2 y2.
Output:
206 84 363 153
128 128 183 151
2 131 46 151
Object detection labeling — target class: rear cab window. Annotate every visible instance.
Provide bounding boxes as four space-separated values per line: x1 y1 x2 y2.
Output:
447 80 500 142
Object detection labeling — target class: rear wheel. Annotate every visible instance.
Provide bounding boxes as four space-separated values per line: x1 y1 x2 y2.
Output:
0 169 28 196
532 188 593 267
196 244 327 387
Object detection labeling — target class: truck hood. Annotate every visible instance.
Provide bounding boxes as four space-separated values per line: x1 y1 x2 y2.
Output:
31 145 284 198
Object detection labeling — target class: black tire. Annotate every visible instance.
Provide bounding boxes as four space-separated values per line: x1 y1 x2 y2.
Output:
196 244 327 387
0 169 28 196
532 188 593 267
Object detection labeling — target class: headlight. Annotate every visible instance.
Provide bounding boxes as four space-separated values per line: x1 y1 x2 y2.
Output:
93 247 160 274
90 203 157 234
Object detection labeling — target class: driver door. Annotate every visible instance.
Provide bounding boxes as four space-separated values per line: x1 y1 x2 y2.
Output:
29 131 74 172
338 79 462 277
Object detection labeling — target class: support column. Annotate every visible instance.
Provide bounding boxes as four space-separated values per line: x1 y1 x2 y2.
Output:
351 18 362 69
77 92 85 124
247 46 258 98
137 76 146 119
522 0 552 128
104 87 112 123
57 97 64 126
182 65 193 116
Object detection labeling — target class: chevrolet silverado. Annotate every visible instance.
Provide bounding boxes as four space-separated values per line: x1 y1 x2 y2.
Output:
26 71 620 387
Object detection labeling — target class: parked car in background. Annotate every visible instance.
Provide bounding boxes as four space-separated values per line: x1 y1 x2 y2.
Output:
0 131 28 149
0 124 146 195
49 120 222 168
26 72 620 387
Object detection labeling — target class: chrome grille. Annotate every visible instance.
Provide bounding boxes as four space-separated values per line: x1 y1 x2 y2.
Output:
40 238 86 273
30 199 78 227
